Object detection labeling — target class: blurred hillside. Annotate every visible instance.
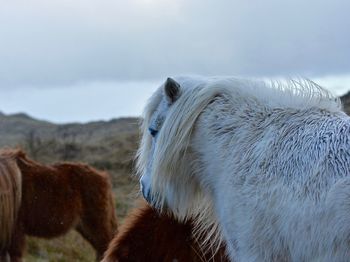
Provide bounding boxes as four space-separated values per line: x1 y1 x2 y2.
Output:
0 113 138 166
340 91 350 114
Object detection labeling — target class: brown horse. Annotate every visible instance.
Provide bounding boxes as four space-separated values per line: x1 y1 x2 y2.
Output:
102 200 228 262
0 149 118 262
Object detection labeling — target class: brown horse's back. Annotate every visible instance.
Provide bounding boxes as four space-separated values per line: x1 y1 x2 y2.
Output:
103 200 228 262
12 150 117 260
18 160 82 237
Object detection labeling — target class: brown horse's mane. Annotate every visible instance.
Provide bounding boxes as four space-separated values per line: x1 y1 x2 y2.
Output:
103 199 228 262
0 148 26 160
0 148 22 251
0 148 41 170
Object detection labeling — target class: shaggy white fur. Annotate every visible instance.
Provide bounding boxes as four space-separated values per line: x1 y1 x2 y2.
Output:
137 76 350 262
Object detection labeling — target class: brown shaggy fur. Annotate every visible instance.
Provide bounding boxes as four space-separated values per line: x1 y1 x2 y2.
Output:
0 149 118 262
102 200 228 262
0 156 21 253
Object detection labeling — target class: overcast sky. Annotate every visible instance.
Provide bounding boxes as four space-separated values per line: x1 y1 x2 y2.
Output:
0 0 349 123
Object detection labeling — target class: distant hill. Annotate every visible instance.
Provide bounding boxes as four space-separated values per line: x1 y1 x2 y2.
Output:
0 113 139 165
340 91 350 115
0 112 140 210
0 113 138 146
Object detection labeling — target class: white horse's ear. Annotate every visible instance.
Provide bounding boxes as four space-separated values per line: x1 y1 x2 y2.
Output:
165 77 181 104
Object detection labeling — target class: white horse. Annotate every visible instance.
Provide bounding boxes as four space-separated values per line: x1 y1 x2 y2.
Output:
137 76 350 262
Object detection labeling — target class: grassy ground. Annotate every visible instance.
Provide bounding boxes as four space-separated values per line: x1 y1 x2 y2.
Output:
26 232 95 262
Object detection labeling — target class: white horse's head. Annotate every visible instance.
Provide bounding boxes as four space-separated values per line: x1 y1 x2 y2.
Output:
137 77 219 219
137 77 233 251
139 77 182 203
137 78 233 251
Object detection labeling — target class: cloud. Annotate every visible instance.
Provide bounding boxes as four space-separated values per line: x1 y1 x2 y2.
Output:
0 0 349 87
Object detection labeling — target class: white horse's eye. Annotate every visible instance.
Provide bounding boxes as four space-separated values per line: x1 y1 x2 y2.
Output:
148 127 158 137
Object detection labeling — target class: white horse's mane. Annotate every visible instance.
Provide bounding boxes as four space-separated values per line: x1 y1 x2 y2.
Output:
136 76 342 254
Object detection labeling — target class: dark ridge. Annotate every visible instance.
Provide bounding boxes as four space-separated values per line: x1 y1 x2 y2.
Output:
340 91 350 115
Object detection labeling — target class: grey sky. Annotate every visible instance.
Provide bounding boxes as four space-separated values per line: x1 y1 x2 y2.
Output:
0 0 349 122
1 0 350 86
0 80 159 123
